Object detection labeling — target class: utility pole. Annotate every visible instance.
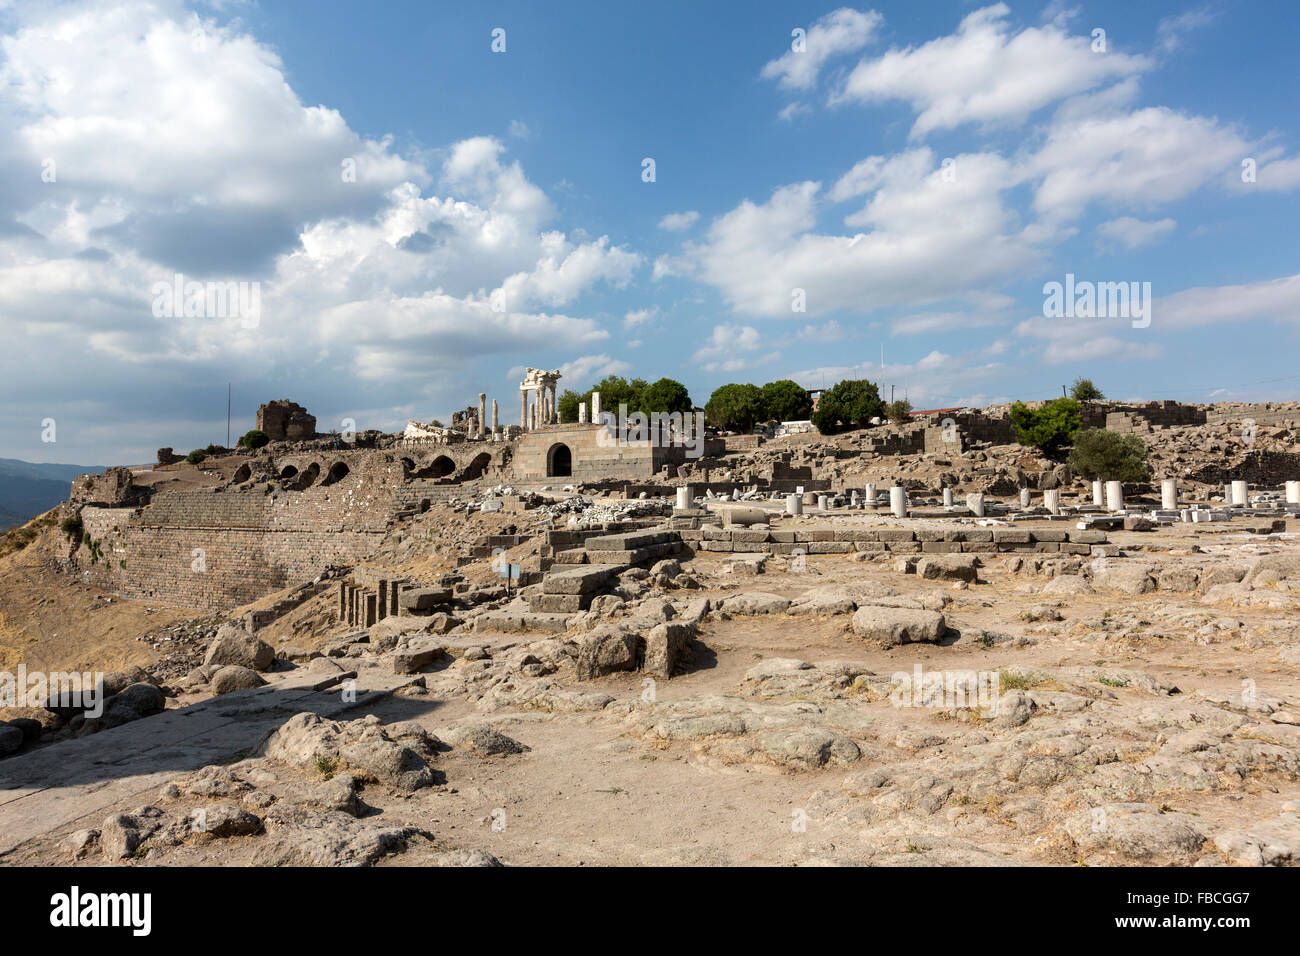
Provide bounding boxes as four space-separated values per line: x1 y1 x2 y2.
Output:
227 383 231 447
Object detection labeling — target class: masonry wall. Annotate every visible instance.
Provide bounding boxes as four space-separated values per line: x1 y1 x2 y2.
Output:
75 453 404 611
514 424 669 482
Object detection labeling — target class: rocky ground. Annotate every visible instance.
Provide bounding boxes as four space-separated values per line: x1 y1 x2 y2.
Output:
3 511 1298 867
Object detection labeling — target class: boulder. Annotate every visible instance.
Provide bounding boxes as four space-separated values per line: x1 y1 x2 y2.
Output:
916 554 979 582
576 625 639 680
851 606 947 646
204 623 275 671
721 592 791 615
0 724 24 756
439 723 529 756
210 665 268 696
644 621 697 679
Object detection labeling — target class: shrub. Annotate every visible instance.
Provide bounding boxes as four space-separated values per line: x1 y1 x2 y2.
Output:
1008 398 1081 454
884 399 913 424
1067 428 1149 482
241 429 269 450
811 379 883 435
1070 378 1105 401
61 515 83 540
186 449 207 465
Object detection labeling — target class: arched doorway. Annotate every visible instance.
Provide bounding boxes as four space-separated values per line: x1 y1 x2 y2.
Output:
547 443 572 478
461 452 492 482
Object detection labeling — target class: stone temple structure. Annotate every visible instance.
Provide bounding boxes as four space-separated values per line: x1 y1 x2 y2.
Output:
520 368 561 430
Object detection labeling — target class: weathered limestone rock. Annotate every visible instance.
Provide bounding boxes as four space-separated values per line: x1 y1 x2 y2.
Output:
576 624 639 680
644 621 697 678
210 665 268 695
916 554 979 582
851 606 947 645
204 623 275 672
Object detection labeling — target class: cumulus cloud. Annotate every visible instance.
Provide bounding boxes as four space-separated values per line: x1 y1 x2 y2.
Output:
832 4 1150 138
657 210 699 231
760 8 882 91
0 0 642 462
669 148 1036 317
1096 216 1176 249
558 353 631 385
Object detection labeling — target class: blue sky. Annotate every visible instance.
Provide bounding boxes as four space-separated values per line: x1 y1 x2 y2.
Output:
1 0 1298 464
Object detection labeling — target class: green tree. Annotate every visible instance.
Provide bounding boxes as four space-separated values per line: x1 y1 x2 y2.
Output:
241 429 269 450
1070 378 1105 402
759 379 813 422
640 377 694 416
1067 429 1149 482
557 389 582 424
705 383 764 431
1008 398 1082 454
884 399 913 424
811 379 883 435
186 449 207 465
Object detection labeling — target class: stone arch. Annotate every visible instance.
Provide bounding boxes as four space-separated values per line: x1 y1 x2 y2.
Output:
322 461 350 486
547 443 573 478
461 452 493 482
279 464 299 481
294 461 321 490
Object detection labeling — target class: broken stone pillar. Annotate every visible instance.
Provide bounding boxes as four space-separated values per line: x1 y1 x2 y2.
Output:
1231 480 1248 507
1161 478 1178 510
1092 480 1104 507
942 487 953 508
591 390 602 421
1019 488 1031 510
1287 480 1300 504
1105 480 1124 512
864 483 876 507
676 485 693 510
890 485 908 518
850 490 859 508
966 493 985 517
520 391 528 431
492 399 498 435
478 394 486 437
817 494 829 511
786 493 802 516
1044 489 1061 515
1223 483 1233 504
578 402 588 424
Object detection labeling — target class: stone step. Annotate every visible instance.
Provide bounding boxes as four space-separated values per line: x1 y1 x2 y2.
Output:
542 565 619 595
583 529 678 551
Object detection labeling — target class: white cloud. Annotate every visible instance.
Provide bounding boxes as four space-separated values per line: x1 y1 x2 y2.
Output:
1157 6 1215 52
832 4 1150 138
508 119 531 139
657 210 699 232
760 8 882 91
0 0 645 463
1154 273 1300 328
558 354 631 385
624 308 657 328
1024 107 1250 221
1096 216 1176 249
777 102 812 123
671 148 1037 318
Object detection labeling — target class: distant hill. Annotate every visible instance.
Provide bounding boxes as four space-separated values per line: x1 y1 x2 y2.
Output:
0 458 106 530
